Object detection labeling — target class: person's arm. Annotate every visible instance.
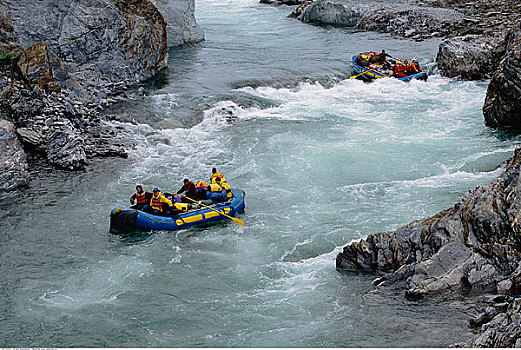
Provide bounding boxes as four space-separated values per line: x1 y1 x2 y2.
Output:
162 196 173 207
176 185 186 194
130 193 136 204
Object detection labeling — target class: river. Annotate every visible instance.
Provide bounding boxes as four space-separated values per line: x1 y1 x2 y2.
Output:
1 0 520 347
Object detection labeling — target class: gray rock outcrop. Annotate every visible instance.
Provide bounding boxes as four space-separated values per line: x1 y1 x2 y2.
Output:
292 0 465 40
150 0 204 47
483 23 521 128
436 34 506 80
465 298 521 347
4 0 168 100
0 119 29 197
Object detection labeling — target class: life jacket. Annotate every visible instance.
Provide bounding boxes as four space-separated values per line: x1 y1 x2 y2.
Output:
174 202 189 212
411 62 421 72
210 172 224 184
195 181 208 189
208 183 223 192
135 191 148 205
220 182 232 199
393 63 405 73
151 192 168 211
184 181 195 192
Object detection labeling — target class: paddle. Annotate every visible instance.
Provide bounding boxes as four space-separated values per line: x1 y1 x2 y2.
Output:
185 196 244 227
350 66 389 79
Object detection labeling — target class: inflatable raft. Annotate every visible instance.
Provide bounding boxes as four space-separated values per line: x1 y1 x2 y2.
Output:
110 187 245 233
351 53 428 82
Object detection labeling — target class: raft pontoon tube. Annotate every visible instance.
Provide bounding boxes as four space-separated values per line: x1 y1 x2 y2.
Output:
110 187 245 233
352 53 428 82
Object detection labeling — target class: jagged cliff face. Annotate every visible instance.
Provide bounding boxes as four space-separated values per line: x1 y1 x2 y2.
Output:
150 0 204 47
4 0 168 99
483 24 521 128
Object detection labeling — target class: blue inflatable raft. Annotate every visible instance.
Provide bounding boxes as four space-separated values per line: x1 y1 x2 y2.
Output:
110 187 245 233
352 53 428 82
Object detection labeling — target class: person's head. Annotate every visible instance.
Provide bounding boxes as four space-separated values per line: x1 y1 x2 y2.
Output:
215 177 221 183
153 188 159 195
136 185 143 192
184 178 189 184
382 50 386 54
212 167 217 174
404 60 408 64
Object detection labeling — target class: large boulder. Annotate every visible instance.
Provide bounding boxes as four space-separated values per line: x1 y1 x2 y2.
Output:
150 0 204 47
4 0 168 100
436 33 507 80
0 119 29 197
294 0 464 40
483 23 521 128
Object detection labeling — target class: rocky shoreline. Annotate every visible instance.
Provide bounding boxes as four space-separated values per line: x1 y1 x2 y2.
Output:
0 0 204 200
261 0 521 347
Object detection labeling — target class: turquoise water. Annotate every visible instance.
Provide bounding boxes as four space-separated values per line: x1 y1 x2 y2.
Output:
1 0 520 347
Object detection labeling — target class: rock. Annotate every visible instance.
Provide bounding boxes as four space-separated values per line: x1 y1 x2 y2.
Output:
466 298 521 347
4 0 168 100
0 119 29 198
293 0 464 40
337 146 521 297
262 0 308 4
16 42 66 93
436 33 507 80
150 0 204 46
46 127 87 170
469 306 499 328
483 23 521 128
297 0 362 27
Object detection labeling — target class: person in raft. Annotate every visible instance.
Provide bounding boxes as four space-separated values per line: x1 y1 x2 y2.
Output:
174 179 197 203
143 188 173 214
210 167 225 184
215 177 232 200
130 185 152 210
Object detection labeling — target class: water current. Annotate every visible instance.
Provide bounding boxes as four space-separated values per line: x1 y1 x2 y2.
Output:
2 0 521 347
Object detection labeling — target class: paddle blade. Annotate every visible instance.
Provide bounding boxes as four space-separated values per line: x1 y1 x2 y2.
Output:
233 217 245 226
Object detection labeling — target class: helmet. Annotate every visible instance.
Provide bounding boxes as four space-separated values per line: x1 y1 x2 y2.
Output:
153 188 159 192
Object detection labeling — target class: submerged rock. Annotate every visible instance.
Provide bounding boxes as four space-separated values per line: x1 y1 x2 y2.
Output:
483 23 521 128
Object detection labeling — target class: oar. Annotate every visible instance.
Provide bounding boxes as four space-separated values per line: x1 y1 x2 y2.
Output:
349 70 370 79
185 196 244 227
350 67 389 79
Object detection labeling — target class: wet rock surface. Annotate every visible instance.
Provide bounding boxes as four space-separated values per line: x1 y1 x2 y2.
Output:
483 23 521 128
337 146 521 346
287 0 520 41
4 0 168 101
150 0 204 46
436 33 506 80
0 119 29 197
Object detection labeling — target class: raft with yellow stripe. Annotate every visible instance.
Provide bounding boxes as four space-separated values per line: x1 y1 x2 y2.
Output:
352 53 428 82
110 187 245 233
